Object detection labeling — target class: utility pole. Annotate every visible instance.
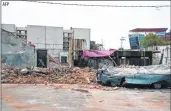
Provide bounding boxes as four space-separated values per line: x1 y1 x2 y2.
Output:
120 37 125 49
69 27 74 68
45 26 47 50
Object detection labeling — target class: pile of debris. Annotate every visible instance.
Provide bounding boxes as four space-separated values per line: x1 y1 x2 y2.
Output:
55 67 97 84
2 63 49 84
102 64 171 75
1 63 97 84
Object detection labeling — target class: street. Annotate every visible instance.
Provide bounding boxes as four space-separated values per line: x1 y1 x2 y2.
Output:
1 84 170 111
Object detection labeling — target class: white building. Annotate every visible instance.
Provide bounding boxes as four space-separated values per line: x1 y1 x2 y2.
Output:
27 25 64 57
2 24 91 64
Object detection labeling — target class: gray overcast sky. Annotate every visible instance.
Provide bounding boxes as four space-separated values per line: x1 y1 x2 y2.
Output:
2 1 170 49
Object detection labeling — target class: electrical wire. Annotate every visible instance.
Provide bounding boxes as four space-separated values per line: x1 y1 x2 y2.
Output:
24 1 170 8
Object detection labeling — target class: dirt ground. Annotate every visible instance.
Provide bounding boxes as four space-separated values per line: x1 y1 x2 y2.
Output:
1 84 170 111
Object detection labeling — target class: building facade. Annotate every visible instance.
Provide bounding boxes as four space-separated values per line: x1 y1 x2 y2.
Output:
128 28 168 49
2 24 91 64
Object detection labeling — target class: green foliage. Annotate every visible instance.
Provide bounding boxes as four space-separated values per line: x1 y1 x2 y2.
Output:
141 33 165 48
163 41 171 45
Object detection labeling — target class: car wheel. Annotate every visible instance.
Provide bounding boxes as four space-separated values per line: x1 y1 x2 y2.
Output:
111 82 116 87
152 83 162 89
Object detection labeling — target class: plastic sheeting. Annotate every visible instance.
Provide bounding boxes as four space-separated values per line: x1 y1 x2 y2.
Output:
83 49 117 57
1 29 35 69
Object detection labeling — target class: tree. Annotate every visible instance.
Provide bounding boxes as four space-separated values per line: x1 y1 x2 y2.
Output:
141 33 165 48
163 41 171 45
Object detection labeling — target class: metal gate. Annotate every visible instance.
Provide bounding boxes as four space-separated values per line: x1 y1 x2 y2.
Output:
37 49 47 68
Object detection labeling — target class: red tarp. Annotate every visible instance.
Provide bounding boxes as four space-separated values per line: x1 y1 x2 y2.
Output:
83 49 117 57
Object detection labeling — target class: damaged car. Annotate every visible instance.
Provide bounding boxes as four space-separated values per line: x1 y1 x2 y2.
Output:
96 68 171 89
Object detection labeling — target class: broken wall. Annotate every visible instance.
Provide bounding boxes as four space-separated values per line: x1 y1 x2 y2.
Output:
1 29 35 69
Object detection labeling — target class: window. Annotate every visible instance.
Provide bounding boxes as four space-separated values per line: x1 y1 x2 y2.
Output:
61 56 67 63
68 33 72 38
63 33 68 37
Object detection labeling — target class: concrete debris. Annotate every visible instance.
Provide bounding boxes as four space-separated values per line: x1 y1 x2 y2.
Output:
1 63 97 85
56 67 97 84
20 68 29 74
102 64 171 75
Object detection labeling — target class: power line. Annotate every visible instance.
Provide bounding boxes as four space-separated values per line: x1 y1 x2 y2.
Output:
25 1 170 8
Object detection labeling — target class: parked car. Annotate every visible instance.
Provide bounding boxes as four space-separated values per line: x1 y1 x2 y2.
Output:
96 69 171 89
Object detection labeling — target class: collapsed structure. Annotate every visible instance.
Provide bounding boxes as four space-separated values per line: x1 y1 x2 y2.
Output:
76 49 153 69
1 29 35 69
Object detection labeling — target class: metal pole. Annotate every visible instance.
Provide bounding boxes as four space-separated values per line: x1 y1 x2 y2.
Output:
45 26 46 50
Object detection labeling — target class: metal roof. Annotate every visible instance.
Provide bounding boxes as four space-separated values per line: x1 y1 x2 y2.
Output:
130 28 168 32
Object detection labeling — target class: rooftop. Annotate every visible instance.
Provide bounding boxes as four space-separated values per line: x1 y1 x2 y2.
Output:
130 28 168 32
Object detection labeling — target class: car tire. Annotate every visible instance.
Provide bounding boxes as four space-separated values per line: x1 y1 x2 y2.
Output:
151 81 169 89
106 81 116 87
111 82 116 87
152 83 162 89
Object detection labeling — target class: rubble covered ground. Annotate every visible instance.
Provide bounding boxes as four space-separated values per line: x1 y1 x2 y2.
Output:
2 62 171 90
1 63 171 111
2 63 95 84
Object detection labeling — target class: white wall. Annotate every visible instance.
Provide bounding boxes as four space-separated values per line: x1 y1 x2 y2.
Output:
2 24 16 32
27 25 63 54
147 45 171 65
46 26 63 49
72 28 90 50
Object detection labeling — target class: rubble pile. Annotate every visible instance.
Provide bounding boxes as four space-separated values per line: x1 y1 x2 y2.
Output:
1 63 97 84
56 67 97 84
1 63 49 84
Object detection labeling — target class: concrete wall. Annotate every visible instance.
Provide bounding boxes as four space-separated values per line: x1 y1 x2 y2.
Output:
1 29 35 68
27 25 63 57
2 24 16 32
72 28 90 50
